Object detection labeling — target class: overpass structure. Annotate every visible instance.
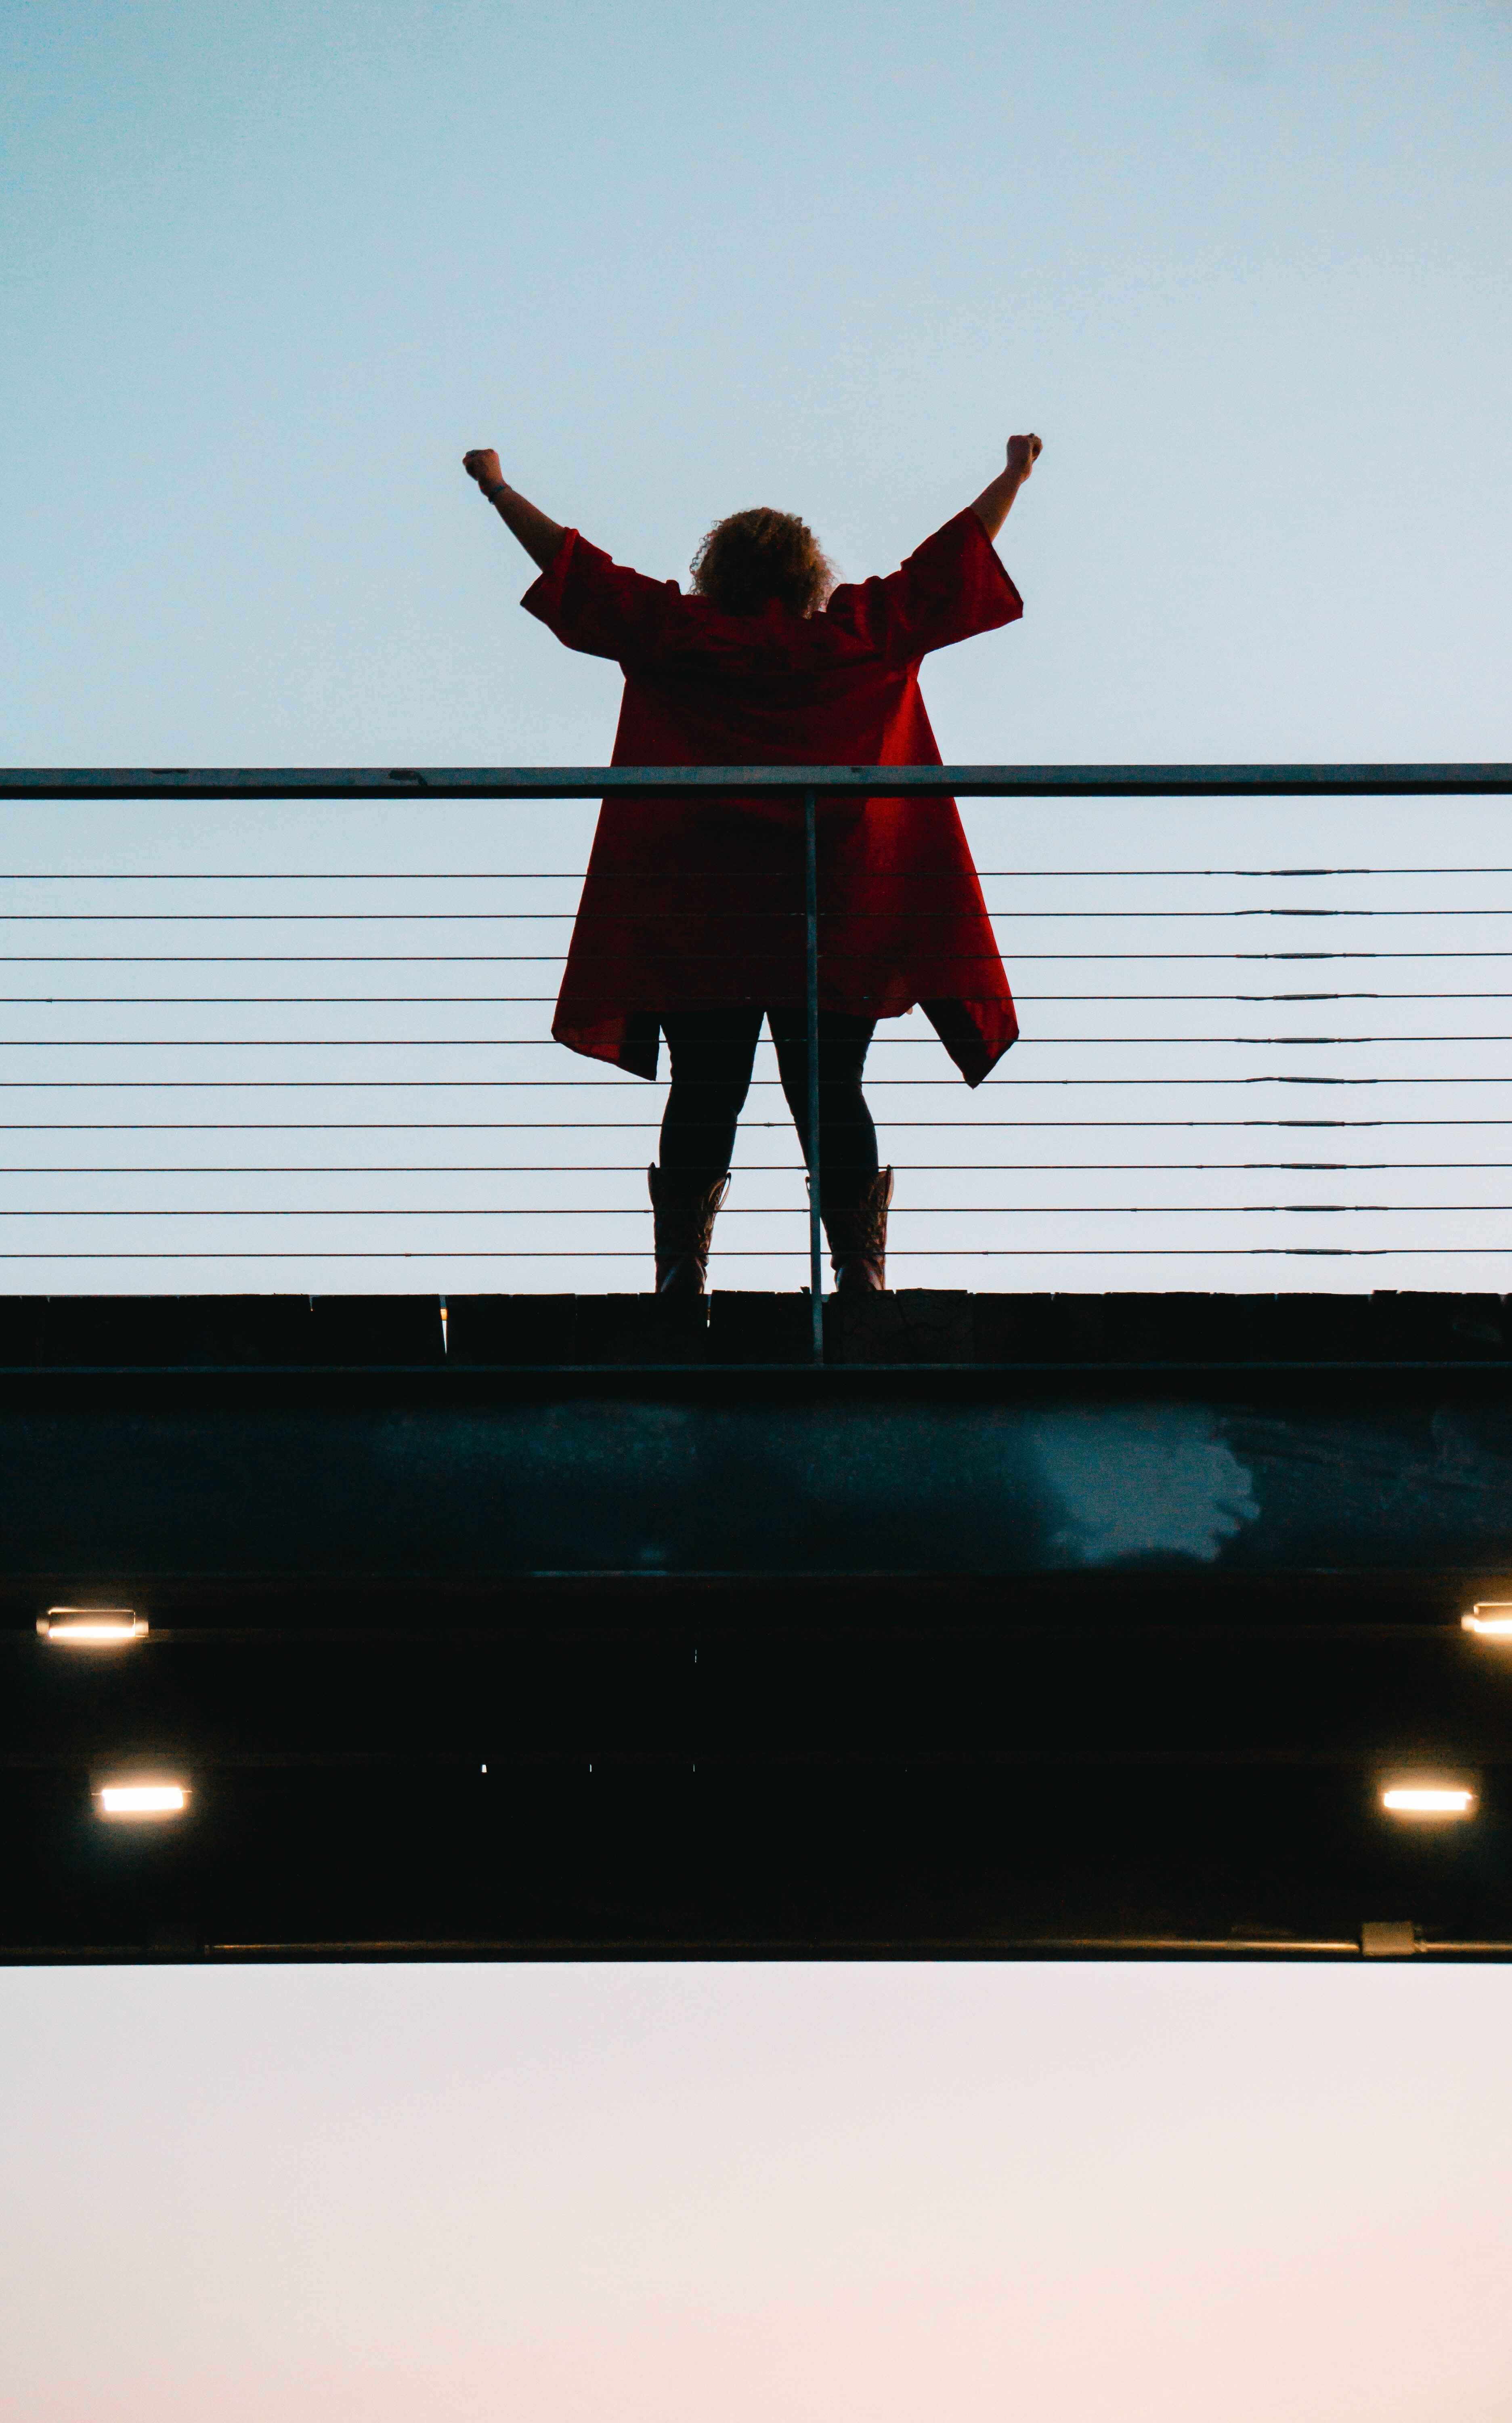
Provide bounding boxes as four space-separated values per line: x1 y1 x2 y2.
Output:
3 763 1512 1962
6 1283 1512 1963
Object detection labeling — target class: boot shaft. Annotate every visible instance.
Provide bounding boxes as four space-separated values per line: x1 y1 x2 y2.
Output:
648 1165 731 1295
821 1165 893 1294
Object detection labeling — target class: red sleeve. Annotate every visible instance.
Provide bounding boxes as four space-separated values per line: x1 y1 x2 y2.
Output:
520 529 683 666
826 509 1023 665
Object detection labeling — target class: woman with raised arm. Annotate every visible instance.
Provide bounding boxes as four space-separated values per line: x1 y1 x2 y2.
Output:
462 435 1042 1295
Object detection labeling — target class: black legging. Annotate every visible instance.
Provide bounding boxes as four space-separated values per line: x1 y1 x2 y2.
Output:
659 1008 879 1207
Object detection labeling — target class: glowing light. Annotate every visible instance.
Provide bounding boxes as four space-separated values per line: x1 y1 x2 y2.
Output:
1463 1605 1512 1639
98 1782 188 1818
1380 1782 1476 1818
38 1608 147 1644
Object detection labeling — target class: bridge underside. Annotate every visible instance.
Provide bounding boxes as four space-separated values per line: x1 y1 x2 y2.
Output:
5 1288 1512 1962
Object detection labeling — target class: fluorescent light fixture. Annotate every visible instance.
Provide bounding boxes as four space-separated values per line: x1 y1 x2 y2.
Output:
1380 1781 1476 1819
1463 1604 1512 1639
38 1607 147 1644
97 1781 188 1818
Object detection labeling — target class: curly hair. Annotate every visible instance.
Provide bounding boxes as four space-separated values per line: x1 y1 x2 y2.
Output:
689 507 835 618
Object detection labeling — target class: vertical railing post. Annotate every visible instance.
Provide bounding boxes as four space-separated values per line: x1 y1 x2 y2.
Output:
803 787 823 1365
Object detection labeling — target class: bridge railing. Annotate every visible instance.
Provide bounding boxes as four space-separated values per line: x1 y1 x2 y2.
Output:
1 764 1510 1363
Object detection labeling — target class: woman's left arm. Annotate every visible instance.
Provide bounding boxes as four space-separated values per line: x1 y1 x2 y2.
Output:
463 448 566 570
969 434 1043 540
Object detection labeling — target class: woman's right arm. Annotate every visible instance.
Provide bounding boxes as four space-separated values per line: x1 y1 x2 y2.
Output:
831 435 1036 660
462 448 566 570
969 434 1042 540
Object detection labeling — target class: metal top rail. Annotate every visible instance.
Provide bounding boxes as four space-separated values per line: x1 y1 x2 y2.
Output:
2 765 1511 802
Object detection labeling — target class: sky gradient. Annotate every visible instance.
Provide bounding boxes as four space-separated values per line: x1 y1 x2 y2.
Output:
6 0 1511 770
4 1959 1512 2423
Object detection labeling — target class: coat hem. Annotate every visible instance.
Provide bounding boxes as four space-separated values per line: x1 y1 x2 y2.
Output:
551 1000 1017 1088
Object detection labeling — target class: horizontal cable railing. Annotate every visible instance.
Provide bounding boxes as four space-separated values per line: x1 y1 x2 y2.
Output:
1 766 1509 1337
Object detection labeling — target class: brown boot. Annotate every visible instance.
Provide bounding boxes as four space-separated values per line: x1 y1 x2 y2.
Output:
648 1164 731 1296
822 1165 894 1294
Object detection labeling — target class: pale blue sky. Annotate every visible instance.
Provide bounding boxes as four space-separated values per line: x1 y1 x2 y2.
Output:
5 0 1511 767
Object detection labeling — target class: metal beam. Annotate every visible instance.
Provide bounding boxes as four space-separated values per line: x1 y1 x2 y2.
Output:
1 764 1510 801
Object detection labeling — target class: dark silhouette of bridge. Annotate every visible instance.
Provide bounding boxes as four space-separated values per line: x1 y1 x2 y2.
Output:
5 1281 1512 1962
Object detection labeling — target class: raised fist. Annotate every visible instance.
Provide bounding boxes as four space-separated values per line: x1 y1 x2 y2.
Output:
463 448 503 491
1006 434 1042 479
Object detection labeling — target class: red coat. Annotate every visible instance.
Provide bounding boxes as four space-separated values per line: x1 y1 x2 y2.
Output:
524 508 1022 1085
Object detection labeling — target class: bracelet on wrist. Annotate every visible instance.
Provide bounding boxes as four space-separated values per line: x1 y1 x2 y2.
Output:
482 478 508 504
